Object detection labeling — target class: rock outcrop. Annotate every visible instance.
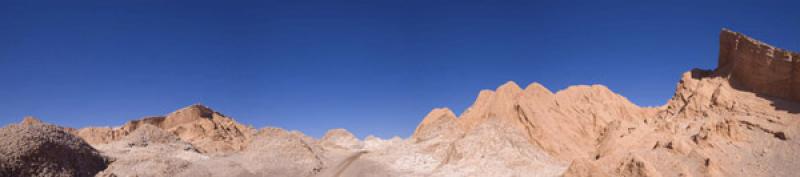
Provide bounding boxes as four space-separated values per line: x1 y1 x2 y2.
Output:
94 123 204 177
176 127 326 177
321 128 363 149
405 28 800 177
589 29 800 177
158 104 254 153
411 108 461 143
717 28 800 103
20 116 43 126
76 116 168 145
77 104 255 153
412 82 655 162
560 158 609 177
120 124 186 148
0 118 108 177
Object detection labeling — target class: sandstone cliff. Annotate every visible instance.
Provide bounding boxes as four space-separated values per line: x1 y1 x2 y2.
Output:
717 28 800 103
407 28 800 177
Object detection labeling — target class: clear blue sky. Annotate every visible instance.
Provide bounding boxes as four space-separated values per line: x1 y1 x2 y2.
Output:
1 0 798 138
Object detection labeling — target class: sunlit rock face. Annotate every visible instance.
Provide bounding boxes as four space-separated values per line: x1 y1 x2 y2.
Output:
717 29 800 103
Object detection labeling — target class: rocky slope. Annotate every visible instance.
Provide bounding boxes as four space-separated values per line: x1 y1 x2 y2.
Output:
77 104 255 154
2 29 798 177
0 117 109 177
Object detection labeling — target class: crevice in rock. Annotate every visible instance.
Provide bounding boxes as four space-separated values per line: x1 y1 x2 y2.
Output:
737 120 788 141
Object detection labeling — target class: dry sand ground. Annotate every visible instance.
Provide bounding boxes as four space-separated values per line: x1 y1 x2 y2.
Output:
1 29 799 177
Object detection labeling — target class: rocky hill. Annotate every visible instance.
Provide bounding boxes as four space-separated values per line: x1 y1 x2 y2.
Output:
0 117 109 177
1 29 798 177
76 104 255 154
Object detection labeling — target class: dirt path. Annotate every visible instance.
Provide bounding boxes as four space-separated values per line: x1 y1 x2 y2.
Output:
314 150 368 177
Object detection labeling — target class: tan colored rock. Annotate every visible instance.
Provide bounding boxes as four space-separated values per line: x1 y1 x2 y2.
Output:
20 116 43 126
177 127 326 177
717 28 800 103
0 118 109 177
321 128 362 149
77 104 255 153
411 108 461 143
93 124 203 177
561 158 610 177
420 80 654 162
76 127 117 145
415 29 799 177
121 124 184 147
616 155 662 177
77 116 167 145
159 104 255 153
431 120 565 177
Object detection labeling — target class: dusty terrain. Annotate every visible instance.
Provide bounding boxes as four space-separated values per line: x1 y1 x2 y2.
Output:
1 29 798 177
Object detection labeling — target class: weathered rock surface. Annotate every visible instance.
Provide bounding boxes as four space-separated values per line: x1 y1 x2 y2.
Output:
173 127 327 177
93 124 203 177
0 118 108 177
77 104 255 153
717 28 800 103
413 81 655 163
584 29 800 177
159 104 255 153
411 108 461 143
560 158 609 177
320 128 363 149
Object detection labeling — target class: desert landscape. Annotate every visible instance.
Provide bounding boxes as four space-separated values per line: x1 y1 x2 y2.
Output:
1 29 798 177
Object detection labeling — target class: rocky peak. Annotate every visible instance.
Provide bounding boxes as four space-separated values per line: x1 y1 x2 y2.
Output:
417 80 653 163
161 104 216 129
458 81 527 131
716 28 800 103
412 108 460 142
20 116 43 126
553 85 628 104
320 128 362 149
416 108 457 128
76 104 255 153
322 128 357 140
496 81 523 96
159 104 254 153
458 90 494 120
524 82 554 96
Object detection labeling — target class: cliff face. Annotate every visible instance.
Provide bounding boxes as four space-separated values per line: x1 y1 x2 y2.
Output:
407 29 800 177
717 29 800 102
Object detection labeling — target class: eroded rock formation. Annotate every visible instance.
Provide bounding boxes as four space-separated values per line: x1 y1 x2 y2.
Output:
0 118 109 177
6 29 800 177
717 28 800 103
77 104 255 153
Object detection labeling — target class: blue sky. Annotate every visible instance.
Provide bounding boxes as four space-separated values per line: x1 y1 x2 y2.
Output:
1 0 798 138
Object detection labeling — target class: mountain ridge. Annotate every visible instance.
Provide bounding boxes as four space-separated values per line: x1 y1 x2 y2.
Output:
2 28 799 177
